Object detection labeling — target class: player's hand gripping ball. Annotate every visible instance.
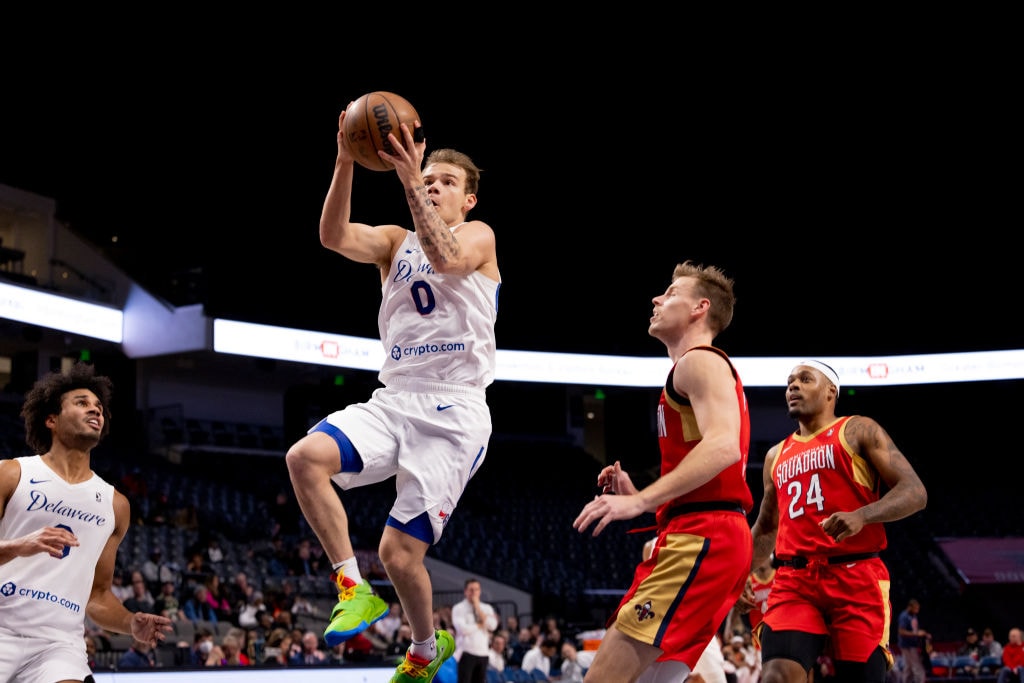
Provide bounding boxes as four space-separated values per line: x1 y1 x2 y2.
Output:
343 91 422 171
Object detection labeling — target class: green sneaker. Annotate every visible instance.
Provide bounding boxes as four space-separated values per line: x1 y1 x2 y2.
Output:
323 574 388 647
390 629 454 682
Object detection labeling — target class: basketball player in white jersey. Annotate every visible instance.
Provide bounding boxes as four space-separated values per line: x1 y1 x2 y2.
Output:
0 362 172 682
286 110 500 683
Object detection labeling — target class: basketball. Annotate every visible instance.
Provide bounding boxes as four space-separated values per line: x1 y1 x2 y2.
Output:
342 91 421 172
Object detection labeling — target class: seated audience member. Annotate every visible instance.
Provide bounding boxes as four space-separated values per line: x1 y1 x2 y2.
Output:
122 570 157 614
117 640 157 669
956 627 984 676
206 632 250 666
188 628 216 667
84 634 100 671
521 637 559 678
387 624 415 663
996 628 1024 683
183 584 220 624
261 628 292 667
110 568 133 602
374 601 404 644
509 627 534 668
982 627 1004 659
153 579 185 621
488 631 508 672
238 590 267 629
289 630 327 666
558 641 595 682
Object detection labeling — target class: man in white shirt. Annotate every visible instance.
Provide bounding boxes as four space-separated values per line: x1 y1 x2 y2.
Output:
451 578 498 683
521 637 560 678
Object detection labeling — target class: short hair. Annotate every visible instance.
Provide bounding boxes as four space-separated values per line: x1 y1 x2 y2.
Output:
20 361 113 454
673 260 737 335
425 148 482 196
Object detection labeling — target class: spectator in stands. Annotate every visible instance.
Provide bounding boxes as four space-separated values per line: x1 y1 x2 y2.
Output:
434 604 453 632
488 631 508 673
997 627 1024 683
187 627 216 667
141 547 180 595
153 579 185 622
374 600 405 645
254 608 277 639
509 627 534 668
290 536 323 578
84 634 100 672
559 641 596 683
84 614 112 652
226 570 256 613
983 627 1004 660
203 536 225 569
122 570 157 614
183 549 211 587
261 627 292 666
956 627 984 676
183 584 219 624
289 630 328 666
271 607 295 633
206 632 250 666
521 637 559 679
117 639 157 669
898 598 930 683
388 624 416 663
269 489 303 541
724 639 754 683
238 590 267 629
452 577 499 683
111 568 133 602
291 592 320 621
203 574 234 623
344 631 380 663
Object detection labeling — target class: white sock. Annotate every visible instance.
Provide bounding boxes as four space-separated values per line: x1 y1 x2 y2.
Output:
409 634 436 661
331 557 362 584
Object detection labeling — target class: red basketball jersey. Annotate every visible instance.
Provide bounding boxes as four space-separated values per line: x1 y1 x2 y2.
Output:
654 345 753 526
748 568 776 630
770 415 888 559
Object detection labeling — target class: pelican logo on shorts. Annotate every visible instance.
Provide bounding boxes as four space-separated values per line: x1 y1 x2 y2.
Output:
0 581 15 597
634 599 656 622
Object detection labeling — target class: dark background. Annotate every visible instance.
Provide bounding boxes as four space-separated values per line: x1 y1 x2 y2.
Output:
1 28 1018 360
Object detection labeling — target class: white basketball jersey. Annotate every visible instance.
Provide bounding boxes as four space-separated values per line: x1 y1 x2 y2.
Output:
377 229 499 389
0 455 115 644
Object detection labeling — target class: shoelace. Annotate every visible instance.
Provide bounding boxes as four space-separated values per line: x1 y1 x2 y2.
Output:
337 583 357 602
397 655 431 677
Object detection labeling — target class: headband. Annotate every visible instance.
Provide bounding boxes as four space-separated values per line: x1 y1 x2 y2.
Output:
795 359 841 392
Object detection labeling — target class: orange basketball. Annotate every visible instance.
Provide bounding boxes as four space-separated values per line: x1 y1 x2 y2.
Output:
342 91 421 171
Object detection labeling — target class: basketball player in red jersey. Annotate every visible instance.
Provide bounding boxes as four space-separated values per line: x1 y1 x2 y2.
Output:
747 562 776 632
574 260 753 683
748 360 927 683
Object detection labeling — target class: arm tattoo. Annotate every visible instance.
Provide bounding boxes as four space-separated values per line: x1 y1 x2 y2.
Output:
406 185 461 266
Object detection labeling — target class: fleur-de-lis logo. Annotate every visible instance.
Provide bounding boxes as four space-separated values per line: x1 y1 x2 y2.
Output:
634 600 656 622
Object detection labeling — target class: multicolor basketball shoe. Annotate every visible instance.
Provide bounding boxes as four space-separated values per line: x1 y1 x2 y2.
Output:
323 571 388 647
